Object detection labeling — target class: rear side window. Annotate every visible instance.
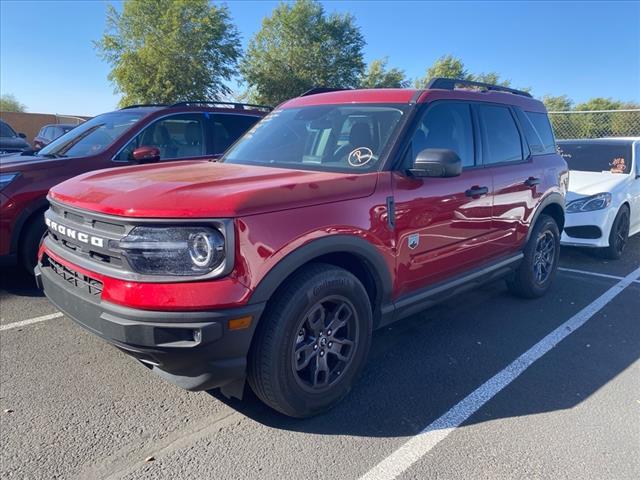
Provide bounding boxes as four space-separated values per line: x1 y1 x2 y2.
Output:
526 112 556 154
211 114 261 154
478 105 523 164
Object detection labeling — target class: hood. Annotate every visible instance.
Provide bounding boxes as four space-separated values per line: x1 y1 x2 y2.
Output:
49 161 378 218
567 170 629 201
0 153 67 170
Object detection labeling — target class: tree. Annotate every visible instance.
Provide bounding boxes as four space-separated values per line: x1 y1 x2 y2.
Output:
574 97 624 111
0 94 26 112
240 0 365 106
414 55 470 88
95 0 241 107
542 95 573 112
360 58 409 88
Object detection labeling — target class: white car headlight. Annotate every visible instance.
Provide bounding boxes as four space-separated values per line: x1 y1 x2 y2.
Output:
566 192 612 213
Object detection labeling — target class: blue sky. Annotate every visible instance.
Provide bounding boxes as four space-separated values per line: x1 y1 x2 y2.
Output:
1 0 638 116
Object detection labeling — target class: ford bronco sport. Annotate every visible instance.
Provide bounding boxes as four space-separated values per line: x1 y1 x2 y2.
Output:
37 79 568 418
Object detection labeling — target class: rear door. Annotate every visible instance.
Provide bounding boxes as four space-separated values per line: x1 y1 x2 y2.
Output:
476 104 543 255
393 101 495 296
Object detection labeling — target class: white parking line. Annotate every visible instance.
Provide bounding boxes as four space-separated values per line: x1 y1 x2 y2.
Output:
558 267 626 281
359 266 640 480
0 312 63 332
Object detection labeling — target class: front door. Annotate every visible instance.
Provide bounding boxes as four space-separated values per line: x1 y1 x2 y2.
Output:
393 101 495 297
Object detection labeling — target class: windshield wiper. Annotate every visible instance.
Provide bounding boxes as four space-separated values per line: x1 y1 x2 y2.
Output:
37 152 65 158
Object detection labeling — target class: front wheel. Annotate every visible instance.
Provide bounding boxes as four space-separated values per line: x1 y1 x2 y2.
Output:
598 206 630 260
507 214 560 298
248 263 372 418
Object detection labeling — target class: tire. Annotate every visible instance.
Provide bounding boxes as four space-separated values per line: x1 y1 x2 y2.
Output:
248 263 373 418
598 206 630 260
507 214 560 299
19 215 47 275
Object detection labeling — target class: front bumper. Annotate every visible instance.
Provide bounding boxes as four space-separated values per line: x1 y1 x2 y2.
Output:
36 257 265 393
560 207 617 248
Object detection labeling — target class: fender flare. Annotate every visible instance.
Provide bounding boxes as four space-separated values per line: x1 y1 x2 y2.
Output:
526 192 565 243
9 197 49 254
249 234 393 308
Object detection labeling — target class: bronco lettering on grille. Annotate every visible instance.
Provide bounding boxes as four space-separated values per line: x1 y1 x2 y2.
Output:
45 217 105 248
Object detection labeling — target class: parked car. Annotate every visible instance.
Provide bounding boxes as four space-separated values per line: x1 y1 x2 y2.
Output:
33 123 77 150
36 79 568 418
0 119 31 154
557 138 640 259
0 101 269 272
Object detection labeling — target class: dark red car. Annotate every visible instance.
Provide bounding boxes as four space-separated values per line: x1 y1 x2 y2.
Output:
0 102 268 272
37 80 568 417
33 123 78 150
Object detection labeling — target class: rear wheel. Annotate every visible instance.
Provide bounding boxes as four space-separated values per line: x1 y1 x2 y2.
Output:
248 263 372 418
507 214 560 298
20 215 47 275
598 206 630 260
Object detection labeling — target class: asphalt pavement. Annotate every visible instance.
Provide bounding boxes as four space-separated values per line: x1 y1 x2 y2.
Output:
1 237 638 480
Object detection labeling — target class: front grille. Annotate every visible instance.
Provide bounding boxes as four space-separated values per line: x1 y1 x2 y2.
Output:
45 255 103 296
46 202 129 268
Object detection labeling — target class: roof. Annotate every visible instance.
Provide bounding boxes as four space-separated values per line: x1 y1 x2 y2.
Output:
280 87 546 112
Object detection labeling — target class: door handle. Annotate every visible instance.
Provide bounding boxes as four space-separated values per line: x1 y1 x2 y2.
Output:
465 186 489 197
524 177 541 187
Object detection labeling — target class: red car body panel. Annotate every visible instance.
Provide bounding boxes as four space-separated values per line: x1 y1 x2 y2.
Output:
48 161 378 218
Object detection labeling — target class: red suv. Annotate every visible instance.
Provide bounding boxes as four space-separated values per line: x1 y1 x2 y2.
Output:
37 80 568 418
0 102 268 272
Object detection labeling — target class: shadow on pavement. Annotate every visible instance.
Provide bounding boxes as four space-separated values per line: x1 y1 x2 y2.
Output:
0 266 43 298
208 273 639 438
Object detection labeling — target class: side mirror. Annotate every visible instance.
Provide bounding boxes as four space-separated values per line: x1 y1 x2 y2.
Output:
408 148 462 178
18 133 27 139
131 146 160 164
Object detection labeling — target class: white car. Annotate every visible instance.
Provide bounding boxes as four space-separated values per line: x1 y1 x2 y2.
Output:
557 138 640 259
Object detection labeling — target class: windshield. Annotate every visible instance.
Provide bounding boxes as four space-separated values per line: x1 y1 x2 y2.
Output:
222 104 408 172
37 111 146 158
557 142 632 174
0 121 17 138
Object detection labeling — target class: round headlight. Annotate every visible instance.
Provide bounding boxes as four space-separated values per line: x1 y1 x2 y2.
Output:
188 231 223 268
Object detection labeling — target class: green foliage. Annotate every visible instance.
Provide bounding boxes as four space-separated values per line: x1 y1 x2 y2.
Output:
95 0 241 107
542 95 573 112
360 57 408 88
0 94 26 112
414 55 470 88
240 0 365 106
414 55 519 90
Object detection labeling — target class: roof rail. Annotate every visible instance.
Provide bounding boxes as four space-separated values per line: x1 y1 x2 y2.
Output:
170 101 272 112
427 78 532 98
300 87 349 97
120 103 168 109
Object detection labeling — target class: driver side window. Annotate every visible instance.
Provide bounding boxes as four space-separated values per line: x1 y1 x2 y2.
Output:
404 102 475 169
114 113 206 162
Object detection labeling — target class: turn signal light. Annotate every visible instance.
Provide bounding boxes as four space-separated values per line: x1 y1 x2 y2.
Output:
228 316 252 331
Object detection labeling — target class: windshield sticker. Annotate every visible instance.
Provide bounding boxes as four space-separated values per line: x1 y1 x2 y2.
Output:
610 157 626 174
348 147 374 167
